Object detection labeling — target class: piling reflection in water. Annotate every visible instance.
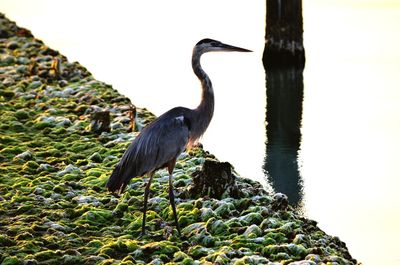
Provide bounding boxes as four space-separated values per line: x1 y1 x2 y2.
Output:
263 67 304 209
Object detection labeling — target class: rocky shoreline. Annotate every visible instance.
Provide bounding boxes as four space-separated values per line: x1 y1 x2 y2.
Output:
0 14 358 265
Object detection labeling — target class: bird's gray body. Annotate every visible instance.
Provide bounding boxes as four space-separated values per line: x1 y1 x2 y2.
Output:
106 38 251 236
107 107 191 193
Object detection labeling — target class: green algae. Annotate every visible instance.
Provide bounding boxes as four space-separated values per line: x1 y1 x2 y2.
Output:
1 256 23 265
188 245 214 259
0 13 358 265
206 218 229 236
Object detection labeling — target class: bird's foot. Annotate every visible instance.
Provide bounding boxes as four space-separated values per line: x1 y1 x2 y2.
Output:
176 227 182 238
138 231 146 239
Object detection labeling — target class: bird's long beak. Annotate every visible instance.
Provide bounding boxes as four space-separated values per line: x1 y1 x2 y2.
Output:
220 42 252 52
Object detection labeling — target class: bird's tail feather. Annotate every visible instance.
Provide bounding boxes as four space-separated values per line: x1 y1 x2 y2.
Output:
106 163 126 193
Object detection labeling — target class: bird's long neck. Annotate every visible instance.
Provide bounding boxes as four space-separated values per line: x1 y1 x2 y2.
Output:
190 49 215 143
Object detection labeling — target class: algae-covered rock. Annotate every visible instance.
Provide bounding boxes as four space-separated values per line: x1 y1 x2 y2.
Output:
1 256 23 265
137 241 180 260
262 243 308 261
15 109 30 120
243 224 263 238
232 255 270 265
206 218 229 236
239 212 264 226
0 13 358 265
13 150 33 161
188 245 214 259
34 249 59 262
0 235 16 247
88 152 103 163
200 207 217 222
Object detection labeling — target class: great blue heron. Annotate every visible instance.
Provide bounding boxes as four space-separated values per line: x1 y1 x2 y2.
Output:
106 38 251 236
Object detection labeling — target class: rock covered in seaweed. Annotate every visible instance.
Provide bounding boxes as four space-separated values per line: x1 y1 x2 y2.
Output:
0 13 358 265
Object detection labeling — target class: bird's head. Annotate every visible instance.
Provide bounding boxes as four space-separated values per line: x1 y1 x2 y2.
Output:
194 38 252 54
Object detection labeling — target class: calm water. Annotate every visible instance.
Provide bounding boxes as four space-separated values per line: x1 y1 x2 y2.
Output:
2 1 400 264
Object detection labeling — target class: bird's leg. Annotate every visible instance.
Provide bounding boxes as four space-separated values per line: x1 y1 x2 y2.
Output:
167 159 181 237
169 173 181 236
141 172 154 236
